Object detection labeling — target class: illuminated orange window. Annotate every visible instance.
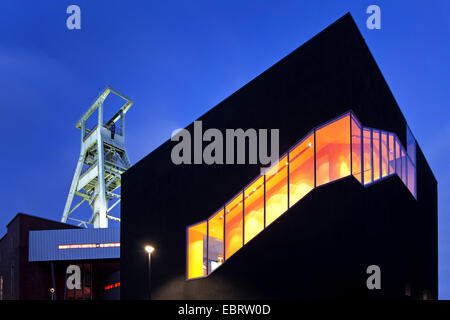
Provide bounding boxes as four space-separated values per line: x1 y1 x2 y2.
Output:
372 130 380 181
244 176 264 244
186 112 418 280
315 115 350 186
388 133 395 174
289 133 314 206
363 128 372 185
208 209 224 273
265 156 288 226
187 221 207 279
351 117 362 183
225 193 243 259
381 132 388 178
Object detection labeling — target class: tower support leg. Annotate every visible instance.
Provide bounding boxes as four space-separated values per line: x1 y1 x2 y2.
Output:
61 152 85 223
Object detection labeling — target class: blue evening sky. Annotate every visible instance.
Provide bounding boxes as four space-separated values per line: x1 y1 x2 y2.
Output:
1 1 449 298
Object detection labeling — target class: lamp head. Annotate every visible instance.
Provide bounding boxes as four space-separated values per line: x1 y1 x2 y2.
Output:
145 245 155 254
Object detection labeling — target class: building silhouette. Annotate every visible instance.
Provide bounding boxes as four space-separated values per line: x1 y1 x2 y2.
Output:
120 13 438 300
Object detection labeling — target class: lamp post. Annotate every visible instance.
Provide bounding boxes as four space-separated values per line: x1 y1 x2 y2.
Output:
144 245 155 300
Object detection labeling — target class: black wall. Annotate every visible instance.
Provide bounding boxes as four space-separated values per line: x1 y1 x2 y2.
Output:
120 13 437 299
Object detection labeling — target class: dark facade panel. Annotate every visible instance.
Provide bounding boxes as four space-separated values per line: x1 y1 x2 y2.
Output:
120 13 437 299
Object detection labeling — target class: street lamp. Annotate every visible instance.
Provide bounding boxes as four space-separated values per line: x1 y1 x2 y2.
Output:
145 245 155 254
144 245 155 299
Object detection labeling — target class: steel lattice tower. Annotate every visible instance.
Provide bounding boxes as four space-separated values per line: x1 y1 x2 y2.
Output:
62 87 133 228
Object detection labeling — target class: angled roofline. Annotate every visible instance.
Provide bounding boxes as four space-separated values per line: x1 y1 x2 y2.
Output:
5 212 82 229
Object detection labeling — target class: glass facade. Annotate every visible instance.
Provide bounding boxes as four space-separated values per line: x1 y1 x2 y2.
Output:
187 222 207 279
244 176 264 244
208 209 224 273
363 128 372 185
186 111 417 279
407 157 416 197
372 130 381 181
388 133 395 174
401 149 407 185
351 117 362 183
225 193 243 260
316 115 351 186
266 155 288 226
289 133 315 205
381 132 388 178
407 125 416 165
395 138 402 177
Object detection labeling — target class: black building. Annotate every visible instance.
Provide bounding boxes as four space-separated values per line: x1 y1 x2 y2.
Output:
120 14 438 300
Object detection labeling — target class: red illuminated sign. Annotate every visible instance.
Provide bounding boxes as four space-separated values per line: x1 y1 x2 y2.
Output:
104 282 120 290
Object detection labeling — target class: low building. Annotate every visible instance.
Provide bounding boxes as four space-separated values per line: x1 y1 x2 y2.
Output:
0 213 120 300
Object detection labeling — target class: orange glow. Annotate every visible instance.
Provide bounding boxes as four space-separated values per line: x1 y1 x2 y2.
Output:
388 133 395 174
209 210 224 240
381 132 388 177
266 155 288 226
373 130 380 181
187 222 207 279
186 112 417 280
316 115 350 186
244 176 264 244
225 194 243 259
208 209 224 272
363 128 372 185
351 117 362 182
289 134 314 206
